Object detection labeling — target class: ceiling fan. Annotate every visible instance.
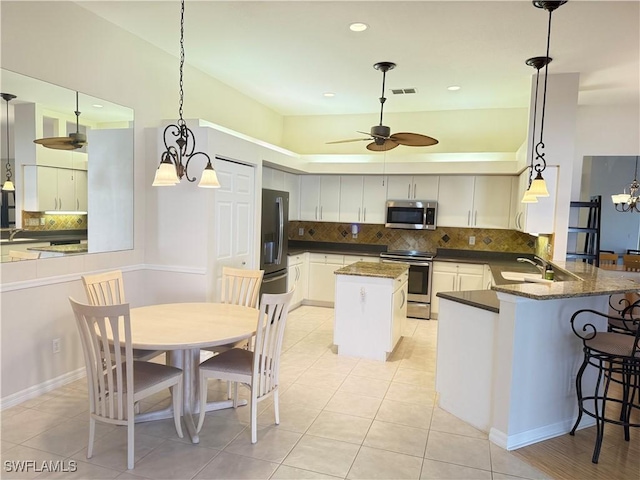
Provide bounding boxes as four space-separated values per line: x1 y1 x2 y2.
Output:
327 62 438 152
33 91 87 150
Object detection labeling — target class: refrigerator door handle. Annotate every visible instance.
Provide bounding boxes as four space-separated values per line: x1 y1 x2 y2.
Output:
275 196 284 264
263 271 288 283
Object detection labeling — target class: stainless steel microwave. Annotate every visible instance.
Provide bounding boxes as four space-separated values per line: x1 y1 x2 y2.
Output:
385 200 437 230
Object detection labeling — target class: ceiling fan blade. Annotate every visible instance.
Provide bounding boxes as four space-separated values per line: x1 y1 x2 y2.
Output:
366 139 399 152
326 137 372 144
389 132 439 147
34 132 87 150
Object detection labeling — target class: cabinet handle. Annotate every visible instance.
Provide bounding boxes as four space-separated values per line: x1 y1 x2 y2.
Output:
413 183 417 199
315 206 318 220
467 211 471 226
59 198 62 210
77 199 79 210
400 290 406 309
320 206 323 220
363 207 366 222
358 207 361 222
474 210 478 226
408 184 411 199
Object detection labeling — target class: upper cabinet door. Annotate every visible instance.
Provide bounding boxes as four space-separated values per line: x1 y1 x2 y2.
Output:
319 176 341 221
283 172 300 221
299 175 321 221
437 176 475 227
362 176 387 223
386 176 413 200
339 176 364 223
412 176 439 200
472 176 512 228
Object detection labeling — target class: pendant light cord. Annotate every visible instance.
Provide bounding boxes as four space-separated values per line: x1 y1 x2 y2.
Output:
5 97 11 182
529 66 541 184
534 8 554 174
378 70 387 126
178 0 185 127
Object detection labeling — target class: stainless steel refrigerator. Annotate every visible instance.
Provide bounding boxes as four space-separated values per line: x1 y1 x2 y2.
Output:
260 189 289 295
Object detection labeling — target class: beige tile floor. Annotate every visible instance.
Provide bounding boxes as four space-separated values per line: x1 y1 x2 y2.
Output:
0 306 550 480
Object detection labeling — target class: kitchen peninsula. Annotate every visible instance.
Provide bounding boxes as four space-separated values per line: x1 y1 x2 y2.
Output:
333 261 408 361
435 261 640 451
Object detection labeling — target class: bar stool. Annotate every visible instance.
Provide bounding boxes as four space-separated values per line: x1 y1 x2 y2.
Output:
569 306 640 463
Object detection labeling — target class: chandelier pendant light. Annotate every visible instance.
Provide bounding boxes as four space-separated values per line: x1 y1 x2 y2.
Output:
1 93 16 192
152 0 220 188
526 0 567 199
612 156 640 213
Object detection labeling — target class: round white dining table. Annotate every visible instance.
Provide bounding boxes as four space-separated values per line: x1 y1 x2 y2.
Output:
123 303 258 443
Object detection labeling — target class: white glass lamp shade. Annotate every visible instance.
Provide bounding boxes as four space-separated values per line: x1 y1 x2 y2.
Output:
1 180 15 191
152 162 179 186
612 193 631 205
521 189 539 203
529 172 550 197
198 164 220 188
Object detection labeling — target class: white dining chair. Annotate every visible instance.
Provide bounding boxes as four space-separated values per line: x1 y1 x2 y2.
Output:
69 298 184 470
82 270 163 362
8 250 40 261
197 290 294 443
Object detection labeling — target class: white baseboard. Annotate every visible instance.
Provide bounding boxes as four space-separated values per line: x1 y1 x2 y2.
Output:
490 416 596 451
1 367 86 410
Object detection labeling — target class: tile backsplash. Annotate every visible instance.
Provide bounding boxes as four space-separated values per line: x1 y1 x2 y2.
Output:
288 221 536 254
21 211 87 231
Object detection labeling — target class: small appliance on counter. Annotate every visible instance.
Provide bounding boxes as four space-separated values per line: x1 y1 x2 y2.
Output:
260 189 289 295
385 200 437 230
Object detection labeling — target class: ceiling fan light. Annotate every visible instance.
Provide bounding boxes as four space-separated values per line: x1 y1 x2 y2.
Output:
521 189 538 203
529 172 550 197
198 163 220 188
152 162 179 186
2 180 15 192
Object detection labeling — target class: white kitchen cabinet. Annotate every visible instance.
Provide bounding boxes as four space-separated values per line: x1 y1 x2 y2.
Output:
23 165 87 212
338 175 387 224
387 175 439 200
299 175 340 221
284 172 300 221
437 176 512 228
431 261 486 317
287 252 308 309
334 268 408 361
307 253 344 304
511 166 558 235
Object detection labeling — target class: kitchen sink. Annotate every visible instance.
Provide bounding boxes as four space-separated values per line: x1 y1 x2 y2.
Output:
500 269 580 284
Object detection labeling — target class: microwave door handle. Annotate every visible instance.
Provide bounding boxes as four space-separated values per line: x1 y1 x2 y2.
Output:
275 196 284 264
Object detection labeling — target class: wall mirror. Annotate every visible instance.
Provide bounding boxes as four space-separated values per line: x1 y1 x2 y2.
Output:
0 68 134 262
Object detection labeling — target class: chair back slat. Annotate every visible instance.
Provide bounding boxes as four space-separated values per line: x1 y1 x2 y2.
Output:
221 267 264 308
599 252 618 267
252 291 293 398
82 271 126 306
69 298 134 423
623 255 640 272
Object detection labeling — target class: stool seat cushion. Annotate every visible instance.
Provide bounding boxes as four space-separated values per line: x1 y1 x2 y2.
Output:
585 332 640 358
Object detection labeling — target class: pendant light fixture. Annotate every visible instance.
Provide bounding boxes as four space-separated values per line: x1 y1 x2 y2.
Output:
152 0 220 188
526 0 567 198
1 93 16 192
521 56 551 204
612 156 640 213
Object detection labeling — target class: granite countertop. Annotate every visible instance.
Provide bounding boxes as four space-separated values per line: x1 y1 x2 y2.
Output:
27 244 88 254
288 241 386 257
436 290 500 313
334 261 408 279
492 261 640 300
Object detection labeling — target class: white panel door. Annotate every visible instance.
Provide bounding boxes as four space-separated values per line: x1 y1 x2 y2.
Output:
437 176 475 227
339 176 364 223
386 175 413 200
212 159 255 302
472 176 512 228
284 172 299 221
319 176 341 221
362 176 387 223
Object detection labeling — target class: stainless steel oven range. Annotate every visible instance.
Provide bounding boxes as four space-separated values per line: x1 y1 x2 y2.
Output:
380 250 433 319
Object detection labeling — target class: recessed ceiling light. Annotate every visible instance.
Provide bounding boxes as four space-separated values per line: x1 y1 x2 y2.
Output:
323 92 335 98
447 85 461 91
349 22 368 32
92 104 104 108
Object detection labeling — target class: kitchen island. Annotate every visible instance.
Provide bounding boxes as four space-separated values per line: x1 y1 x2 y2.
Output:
333 261 408 361
435 260 640 451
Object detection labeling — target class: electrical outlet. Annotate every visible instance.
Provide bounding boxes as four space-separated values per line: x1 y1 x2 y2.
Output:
298 227 304 236
52 338 61 354
469 236 476 246
40 218 45 226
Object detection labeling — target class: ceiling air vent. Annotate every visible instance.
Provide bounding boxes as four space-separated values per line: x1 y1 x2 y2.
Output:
391 88 417 95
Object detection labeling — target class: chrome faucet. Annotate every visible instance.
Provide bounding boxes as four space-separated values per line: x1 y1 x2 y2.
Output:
8 228 24 241
517 256 547 272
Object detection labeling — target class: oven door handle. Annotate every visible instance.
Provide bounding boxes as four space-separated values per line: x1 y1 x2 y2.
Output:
382 259 432 267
